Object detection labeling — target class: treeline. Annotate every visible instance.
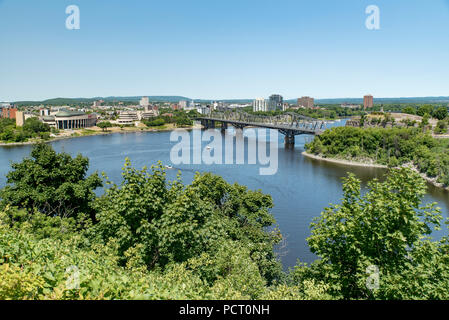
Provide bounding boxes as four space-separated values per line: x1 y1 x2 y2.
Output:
306 126 449 186
0 144 448 300
0 118 51 143
143 109 196 128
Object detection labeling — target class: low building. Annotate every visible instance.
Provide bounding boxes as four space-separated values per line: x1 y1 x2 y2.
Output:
40 109 97 130
117 111 139 125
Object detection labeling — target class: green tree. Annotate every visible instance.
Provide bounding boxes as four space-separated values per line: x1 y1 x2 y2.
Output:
432 107 448 120
402 106 416 115
417 105 434 117
0 143 102 220
97 121 113 132
298 168 444 299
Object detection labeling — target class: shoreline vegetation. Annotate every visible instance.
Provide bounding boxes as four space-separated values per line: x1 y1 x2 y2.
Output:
302 151 449 191
0 123 199 147
305 126 449 191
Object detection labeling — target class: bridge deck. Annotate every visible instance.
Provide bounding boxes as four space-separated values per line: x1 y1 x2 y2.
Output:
197 117 323 135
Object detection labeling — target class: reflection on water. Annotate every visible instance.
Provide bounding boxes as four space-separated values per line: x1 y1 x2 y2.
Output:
0 127 448 268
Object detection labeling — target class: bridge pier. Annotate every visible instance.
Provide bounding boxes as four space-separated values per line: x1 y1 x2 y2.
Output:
202 119 216 129
284 131 295 147
221 122 228 133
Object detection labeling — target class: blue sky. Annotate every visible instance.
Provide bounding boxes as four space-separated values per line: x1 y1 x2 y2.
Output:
1 0 449 101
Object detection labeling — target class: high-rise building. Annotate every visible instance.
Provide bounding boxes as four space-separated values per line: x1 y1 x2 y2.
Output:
15 111 25 127
1 106 17 119
179 100 188 109
364 95 374 109
253 98 268 112
268 94 284 111
140 97 150 108
297 96 314 109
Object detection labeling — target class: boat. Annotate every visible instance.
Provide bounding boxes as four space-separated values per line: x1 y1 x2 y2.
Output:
165 165 173 169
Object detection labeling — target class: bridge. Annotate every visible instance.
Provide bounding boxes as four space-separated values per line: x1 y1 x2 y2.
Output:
196 110 325 146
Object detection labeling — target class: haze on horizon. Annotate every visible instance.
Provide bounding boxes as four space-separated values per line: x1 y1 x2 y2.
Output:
1 0 449 102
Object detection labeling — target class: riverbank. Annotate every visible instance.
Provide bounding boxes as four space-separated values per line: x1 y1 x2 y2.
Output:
0 123 201 147
302 151 388 168
303 151 449 191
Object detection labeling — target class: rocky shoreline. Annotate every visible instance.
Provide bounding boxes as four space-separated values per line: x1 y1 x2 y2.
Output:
302 151 449 191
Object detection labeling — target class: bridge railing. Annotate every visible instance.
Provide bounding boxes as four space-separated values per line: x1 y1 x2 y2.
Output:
203 110 325 132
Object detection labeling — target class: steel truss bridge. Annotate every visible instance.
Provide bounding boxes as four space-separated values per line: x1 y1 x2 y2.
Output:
196 110 325 145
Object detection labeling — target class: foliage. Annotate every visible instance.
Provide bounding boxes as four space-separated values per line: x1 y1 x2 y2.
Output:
1 145 448 300
306 126 449 186
0 143 102 220
0 117 50 143
97 121 113 132
294 168 449 299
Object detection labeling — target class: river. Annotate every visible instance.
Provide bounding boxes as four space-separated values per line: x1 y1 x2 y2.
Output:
1 121 448 269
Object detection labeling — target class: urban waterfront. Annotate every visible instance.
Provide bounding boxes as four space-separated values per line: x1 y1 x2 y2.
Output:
1 122 448 269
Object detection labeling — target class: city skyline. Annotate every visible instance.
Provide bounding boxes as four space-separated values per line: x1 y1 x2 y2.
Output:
1 0 449 101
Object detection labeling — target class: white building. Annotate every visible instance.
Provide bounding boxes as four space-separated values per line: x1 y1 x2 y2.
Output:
253 98 268 112
140 97 150 108
117 111 139 125
179 100 188 109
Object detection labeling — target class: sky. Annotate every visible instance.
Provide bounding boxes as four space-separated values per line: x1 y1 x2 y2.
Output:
0 0 449 101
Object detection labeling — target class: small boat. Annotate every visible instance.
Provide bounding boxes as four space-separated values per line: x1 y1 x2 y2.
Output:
165 165 173 169
206 146 212 150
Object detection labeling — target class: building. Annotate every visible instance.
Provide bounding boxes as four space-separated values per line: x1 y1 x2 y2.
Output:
253 98 268 112
92 100 104 107
297 96 314 109
15 111 25 127
197 105 211 115
179 100 188 109
1 106 17 119
138 105 159 120
140 97 150 108
117 111 139 125
40 109 97 129
39 109 50 116
364 95 374 109
268 94 284 111
341 103 361 109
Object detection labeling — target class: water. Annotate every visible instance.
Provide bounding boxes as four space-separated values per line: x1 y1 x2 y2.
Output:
1 124 448 269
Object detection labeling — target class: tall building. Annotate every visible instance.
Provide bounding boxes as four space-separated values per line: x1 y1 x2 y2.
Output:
179 100 188 109
253 98 268 112
1 106 17 119
15 111 25 127
140 97 150 108
297 96 314 109
268 94 284 111
364 95 374 109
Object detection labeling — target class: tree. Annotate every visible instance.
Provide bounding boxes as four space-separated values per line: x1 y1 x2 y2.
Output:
432 107 448 121
0 143 102 220
417 105 434 117
402 106 416 115
298 168 444 299
434 120 448 134
97 121 113 132
23 117 50 134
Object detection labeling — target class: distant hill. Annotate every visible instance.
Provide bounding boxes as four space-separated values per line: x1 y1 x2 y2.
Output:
12 96 449 106
313 96 449 105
